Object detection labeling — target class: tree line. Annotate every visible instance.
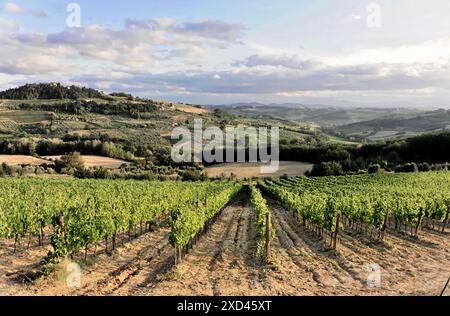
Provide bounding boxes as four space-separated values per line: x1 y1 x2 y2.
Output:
0 83 103 100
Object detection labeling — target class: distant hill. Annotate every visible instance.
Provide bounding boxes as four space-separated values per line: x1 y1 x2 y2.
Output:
213 102 332 109
0 83 104 100
213 104 421 126
336 109 450 141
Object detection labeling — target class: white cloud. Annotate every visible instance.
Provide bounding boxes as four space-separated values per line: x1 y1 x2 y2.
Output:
323 39 450 66
4 3 23 14
0 17 18 30
347 14 362 22
0 18 245 79
234 54 321 71
3 2 47 18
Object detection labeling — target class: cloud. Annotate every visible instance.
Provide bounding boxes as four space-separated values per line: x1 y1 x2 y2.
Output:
173 20 245 42
4 2 23 14
0 17 246 80
44 19 244 63
0 55 68 75
3 2 47 18
0 17 18 30
234 54 321 70
68 60 450 99
31 9 47 18
124 18 245 42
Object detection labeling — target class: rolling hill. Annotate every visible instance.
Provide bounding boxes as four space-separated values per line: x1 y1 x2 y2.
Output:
213 103 421 127
336 109 450 141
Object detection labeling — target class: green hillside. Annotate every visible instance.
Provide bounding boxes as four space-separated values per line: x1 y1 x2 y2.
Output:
336 109 450 141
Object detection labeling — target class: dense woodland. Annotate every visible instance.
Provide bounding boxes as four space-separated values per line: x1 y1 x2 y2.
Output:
16 100 157 116
281 132 450 175
0 83 104 100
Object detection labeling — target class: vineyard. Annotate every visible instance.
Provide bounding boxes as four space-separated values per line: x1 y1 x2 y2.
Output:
260 172 450 246
0 178 241 279
0 173 449 296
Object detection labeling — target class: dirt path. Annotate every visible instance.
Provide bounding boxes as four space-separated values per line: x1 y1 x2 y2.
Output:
138 193 274 296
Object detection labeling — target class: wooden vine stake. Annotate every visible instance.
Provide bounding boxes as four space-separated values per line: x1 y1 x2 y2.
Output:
265 212 271 261
442 207 449 234
414 208 424 237
333 214 341 250
380 210 390 240
175 246 182 265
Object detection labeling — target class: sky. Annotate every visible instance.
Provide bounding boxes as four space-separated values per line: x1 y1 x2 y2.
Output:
0 0 450 107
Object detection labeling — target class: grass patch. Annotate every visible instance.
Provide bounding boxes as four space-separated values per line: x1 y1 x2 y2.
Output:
0 110 51 124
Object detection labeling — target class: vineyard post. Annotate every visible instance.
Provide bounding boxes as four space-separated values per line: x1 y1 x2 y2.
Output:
442 207 449 234
381 210 389 240
27 235 32 250
13 235 18 253
265 212 271 261
415 208 424 237
333 214 341 250
175 246 179 265
40 224 44 246
112 234 116 250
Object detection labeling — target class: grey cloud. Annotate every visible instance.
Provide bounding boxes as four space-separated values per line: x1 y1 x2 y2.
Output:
124 19 160 31
235 54 321 70
47 27 115 46
125 18 245 41
71 62 450 96
14 33 46 44
173 20 245 41
48 19 244 47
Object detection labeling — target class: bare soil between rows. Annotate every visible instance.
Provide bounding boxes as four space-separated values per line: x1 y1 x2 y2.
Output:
1 194 449 296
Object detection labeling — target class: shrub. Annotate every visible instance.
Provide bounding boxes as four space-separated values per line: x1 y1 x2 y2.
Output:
180 170 207 181
311 161 344 177
395 162 418 173
368 164 381 174
55 152 84 172
418 162 431 172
